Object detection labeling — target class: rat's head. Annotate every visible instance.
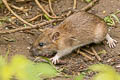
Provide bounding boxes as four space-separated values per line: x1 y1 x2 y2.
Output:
30 28 60 56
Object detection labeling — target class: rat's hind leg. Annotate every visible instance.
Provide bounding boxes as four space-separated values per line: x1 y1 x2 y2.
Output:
106 33 117 48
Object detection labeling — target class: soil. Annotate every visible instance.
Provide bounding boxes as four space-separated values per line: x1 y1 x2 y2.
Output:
0 0 120 80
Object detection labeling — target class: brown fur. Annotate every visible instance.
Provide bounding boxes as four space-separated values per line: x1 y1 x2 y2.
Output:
30 11 108 58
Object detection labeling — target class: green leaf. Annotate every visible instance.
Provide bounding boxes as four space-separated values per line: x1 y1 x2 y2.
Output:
104 10 120 26
89 64 120 80
10 55 40 80
40 56 60 72
34 62 59 78
0 0 2 7
85 0 92 3
10 55 59 79
74 74 84 80
0 56 6 68
98 50 107 54
44 14 51 21
110 14 120 23
43 14 56 25
0 55 59 80
0 56 12 80
104 16 115 26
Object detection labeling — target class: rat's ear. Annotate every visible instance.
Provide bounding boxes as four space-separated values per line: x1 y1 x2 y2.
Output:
52 32 60 41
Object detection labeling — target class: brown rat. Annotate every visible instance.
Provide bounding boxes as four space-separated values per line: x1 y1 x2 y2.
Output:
30 11 117 64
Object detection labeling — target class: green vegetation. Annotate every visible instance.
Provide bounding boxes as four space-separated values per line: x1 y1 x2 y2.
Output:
74 74 84 80
104 10 120 26
0 55 59 80
89 64 120 80
0 0 4 8
0 54 120 80
0 17 11 28
85 0 92 3
44 14 56 25
0 0 2 6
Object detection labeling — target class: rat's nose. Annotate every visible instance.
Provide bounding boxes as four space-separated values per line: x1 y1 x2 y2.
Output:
29 47 42 56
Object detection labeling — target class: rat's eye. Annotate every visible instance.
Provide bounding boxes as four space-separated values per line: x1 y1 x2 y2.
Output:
39 42 45 47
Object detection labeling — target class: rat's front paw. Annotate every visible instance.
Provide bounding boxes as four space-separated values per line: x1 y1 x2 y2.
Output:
50 55 59 64
107 38 117 48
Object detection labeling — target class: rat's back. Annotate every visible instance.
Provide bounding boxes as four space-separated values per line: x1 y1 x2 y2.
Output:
56 11 108 46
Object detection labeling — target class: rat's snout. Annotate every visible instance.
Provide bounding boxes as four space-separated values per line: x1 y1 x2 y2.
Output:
29 47 43 56
29 47 56 57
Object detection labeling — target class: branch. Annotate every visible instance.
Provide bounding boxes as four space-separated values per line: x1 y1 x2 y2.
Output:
81 0 98 11
67 0 77 16
35 0 60 19
48 0 56 17
0 19 63 34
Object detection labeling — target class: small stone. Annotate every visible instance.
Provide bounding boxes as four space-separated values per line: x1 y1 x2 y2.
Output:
102 10 106 14
27 46 31 50
116 64 120 68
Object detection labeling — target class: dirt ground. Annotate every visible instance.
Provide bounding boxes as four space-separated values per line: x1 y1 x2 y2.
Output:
0 0 120 80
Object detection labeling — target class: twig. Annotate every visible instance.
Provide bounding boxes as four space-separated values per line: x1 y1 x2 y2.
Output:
91 47 101 61
48 0 56 17
35 0 60 19
28 14 43 22
9 3 28 12
0 19 63 34
77 50 94 61
81 48 95 55
67 0 77 16
81 0 98 11
73 0 77 9
2 0 35 27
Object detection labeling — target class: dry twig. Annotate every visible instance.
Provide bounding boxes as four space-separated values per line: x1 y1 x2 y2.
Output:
9 3 28 12
67 0 77 16
77 50 94 61
2 0 35 27
28 14 43 22
81 0 98 11
91 47 101 61
0 19 63 34
35 0 60 19
48 0 56 17
81 48 95 55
